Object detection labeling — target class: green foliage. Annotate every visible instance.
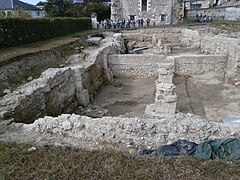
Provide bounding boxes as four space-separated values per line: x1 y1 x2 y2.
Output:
36 1 46 6
43 0 110 20
14 8 32 19
44 0 73 17
0 11 7 19
6 11 14 18
0 8 31 19
71 3 110 21
0 17 91 48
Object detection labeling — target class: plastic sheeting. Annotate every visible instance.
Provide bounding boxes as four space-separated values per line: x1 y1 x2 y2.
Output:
139 138 240 164
189 138 240 164
139 140 197 156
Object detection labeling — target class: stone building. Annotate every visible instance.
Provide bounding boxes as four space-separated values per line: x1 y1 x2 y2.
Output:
111 0 180 24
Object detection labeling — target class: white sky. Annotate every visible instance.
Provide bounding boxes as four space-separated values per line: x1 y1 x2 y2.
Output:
22 0 46 5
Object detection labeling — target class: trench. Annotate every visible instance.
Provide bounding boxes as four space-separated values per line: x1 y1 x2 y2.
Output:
174 75 206 117
74 77 155 118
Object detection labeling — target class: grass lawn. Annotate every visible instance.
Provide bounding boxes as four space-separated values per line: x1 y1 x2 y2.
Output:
0 141 240 179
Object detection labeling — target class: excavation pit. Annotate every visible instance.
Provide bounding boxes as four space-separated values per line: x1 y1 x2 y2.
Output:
74 77 155 118
174 73 240 122
1 27 240 152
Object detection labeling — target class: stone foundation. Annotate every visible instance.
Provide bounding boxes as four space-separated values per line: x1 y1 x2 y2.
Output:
0 27 240 152
9 112 240 151
0 33 125 123
145 63 177 118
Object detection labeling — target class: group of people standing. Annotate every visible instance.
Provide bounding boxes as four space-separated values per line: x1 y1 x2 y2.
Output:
99 18 152 29
195 13 213 22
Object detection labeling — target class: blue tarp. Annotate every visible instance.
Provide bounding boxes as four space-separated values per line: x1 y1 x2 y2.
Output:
139 138 240 164
223 118 240 124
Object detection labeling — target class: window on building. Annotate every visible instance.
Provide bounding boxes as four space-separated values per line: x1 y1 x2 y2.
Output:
161 15 166 22
130 15 135 20
142 0 147 12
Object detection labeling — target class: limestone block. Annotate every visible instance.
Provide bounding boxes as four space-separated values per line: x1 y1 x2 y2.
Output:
87 37 102 46
75 83 83 92
157 39 162 49
165 95 178 103
152 34 157 45
76 89 90 107
0 110 11 120
62 120 73 131
156 83 176 92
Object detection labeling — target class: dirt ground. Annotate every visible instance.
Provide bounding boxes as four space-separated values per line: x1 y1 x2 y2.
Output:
75 73 240 122
174 72 240 122
75 77 155 118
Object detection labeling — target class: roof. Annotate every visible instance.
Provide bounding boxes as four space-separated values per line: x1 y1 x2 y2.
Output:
0 0 13 9
0 0 41 10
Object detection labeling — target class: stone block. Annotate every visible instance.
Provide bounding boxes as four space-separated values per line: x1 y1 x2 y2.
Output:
76 89 90 107
0 110 11 120
165 95 178 103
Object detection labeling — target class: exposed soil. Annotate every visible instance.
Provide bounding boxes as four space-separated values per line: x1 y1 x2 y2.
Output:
0 32 91 98
75 77 156 118
174 73 240 122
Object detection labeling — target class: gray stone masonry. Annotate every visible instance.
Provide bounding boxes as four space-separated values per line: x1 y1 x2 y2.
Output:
4 112 239 152
0 33 126 123
145 63 177 118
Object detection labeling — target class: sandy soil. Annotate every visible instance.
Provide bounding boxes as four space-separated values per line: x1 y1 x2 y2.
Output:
174 72 240 122
75 77 156 118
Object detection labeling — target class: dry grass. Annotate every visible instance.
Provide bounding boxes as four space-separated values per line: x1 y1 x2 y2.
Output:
0 30 91 66
0 141 240 180
210 21 240 33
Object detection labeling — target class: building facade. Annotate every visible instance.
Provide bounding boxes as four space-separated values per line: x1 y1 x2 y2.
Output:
111 0 178 24
0 0 44 18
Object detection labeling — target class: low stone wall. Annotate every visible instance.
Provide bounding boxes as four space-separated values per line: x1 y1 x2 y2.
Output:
186 6 240 21
122 28 182 44
17 113 240 151
0 68 77 123
108 54 169 78
81 42 121 94
0 34 126 123
174 54 227 75
187 7 225 20
181 29 240 85
108 53 227 77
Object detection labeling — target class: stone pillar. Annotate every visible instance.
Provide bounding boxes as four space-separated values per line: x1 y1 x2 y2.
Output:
145 63 177 118
111 0 119 22
163 44 171 55
91 12 98 29
152 34 157 46
72 65 90 107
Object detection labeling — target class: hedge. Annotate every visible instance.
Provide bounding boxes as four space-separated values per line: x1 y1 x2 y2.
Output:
0 17 91 48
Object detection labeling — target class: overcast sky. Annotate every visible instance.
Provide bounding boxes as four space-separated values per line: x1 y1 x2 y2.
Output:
22 0 46 5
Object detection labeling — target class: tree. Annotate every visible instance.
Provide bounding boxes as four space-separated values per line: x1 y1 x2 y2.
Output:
36 1 46 6
44 0 73 17
0 11 7 19
71 2 110 20
15 8 32 18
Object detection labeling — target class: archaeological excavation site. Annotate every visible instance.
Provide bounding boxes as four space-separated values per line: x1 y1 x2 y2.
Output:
1 26 240 153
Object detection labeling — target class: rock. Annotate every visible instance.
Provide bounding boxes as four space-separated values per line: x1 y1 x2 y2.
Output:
87 37 102 46
27 146 37 152
62 121 73 131
74 47 81 52
3 89 11 94
235 81 240 86
27 76 33 81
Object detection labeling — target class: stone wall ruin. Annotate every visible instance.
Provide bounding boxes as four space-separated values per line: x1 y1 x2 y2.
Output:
1 27 240 152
